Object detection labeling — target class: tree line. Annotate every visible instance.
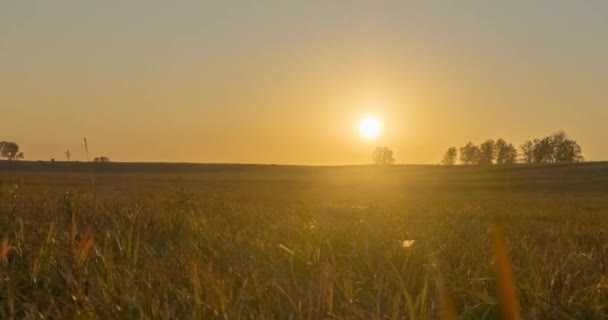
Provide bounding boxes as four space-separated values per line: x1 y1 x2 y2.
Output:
442 131 583 165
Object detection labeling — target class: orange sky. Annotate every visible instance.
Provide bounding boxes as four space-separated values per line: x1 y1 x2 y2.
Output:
2 1 607 164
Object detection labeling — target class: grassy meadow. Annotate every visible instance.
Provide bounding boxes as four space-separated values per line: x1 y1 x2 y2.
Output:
1 161 608 319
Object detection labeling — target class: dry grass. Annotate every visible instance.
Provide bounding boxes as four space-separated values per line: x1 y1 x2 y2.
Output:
0 164 607 318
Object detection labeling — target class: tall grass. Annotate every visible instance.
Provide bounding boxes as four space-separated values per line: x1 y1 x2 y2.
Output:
0 178 607 318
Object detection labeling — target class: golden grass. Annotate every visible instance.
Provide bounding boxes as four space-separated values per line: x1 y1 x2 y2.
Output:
0 169 607 318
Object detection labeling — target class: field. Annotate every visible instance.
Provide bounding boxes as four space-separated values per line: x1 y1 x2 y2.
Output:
1 161 608 319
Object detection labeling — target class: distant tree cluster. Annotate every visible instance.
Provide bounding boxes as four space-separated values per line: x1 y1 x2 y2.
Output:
442 131 583 165
372 147 395 165
93 156 111 163
458 139 518 165
448 139 517 165
0 141 24 160
520 131 583 163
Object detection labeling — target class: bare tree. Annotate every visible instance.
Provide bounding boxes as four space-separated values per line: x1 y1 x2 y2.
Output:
459 142 480 165
372 147 395 165
441 147 458 165
65 149 72 161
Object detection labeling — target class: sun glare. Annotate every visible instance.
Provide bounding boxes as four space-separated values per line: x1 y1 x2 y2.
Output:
359 116 382 140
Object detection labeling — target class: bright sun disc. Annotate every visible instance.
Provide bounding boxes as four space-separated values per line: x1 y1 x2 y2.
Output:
359 116 382 140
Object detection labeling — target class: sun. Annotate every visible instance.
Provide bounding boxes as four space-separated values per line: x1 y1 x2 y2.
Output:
359 116 382 140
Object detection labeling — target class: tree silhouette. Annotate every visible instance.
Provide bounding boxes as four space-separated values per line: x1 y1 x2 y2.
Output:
478 139 496 165
372 147 395 165
93 156 111 163
534 137 554 163
519 131 582 163
65 150 71 161
520 140 536 163
551 131 584 162
0 141 24 160
459 142 480 165
495 139 518 164
441 147 457 165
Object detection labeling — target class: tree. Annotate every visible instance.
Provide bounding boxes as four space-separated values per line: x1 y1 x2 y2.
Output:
520 140 536 164
503 144 518 164
521 138 553 163
93 156 111 163
478 139 496 165
534 137 554 163
65 150 72 161
441 147 457 165
551 131 584 163
0 141 24 160
495 139 508 164
372 147 395 165
459 142 480 165
495 139 518 164
519 131 583 163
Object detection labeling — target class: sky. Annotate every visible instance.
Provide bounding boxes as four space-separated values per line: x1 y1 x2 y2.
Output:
2 1 607 164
